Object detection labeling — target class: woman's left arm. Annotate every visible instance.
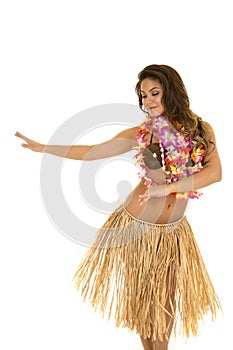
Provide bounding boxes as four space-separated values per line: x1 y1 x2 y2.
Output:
168 122 222 194
139 122 222 203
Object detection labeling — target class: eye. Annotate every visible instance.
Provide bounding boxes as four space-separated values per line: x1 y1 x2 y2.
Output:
152 92 159 96
141 95 146 99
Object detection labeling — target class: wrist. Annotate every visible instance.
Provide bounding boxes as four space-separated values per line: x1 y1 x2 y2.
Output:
40 143 45 153
166 182 176 195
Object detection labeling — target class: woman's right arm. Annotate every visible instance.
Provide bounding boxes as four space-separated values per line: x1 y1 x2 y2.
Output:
15 127 139 160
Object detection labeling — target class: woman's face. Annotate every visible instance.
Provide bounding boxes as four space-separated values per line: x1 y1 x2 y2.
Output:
140 78 164 117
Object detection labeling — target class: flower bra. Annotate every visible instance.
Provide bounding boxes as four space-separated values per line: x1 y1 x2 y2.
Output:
133 115 205 200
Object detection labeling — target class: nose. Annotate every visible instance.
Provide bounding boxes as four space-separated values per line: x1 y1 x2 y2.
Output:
144 96 154 107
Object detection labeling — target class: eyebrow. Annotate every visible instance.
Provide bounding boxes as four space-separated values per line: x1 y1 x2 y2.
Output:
140 86 160 93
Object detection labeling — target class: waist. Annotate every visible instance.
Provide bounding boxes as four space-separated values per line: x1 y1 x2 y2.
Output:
121 203 184 227
124 180 188 224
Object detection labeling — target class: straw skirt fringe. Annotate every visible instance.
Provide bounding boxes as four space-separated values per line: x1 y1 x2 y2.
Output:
73 204 221 341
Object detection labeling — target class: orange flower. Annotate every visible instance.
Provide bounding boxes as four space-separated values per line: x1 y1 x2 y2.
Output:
191 144 204 163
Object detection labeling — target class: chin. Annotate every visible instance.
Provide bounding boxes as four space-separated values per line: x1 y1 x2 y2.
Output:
149 110 162 117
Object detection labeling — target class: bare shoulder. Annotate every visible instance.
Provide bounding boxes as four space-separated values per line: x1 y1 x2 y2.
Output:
202 120 216 141
202 120 214 129
201 120 221 165
112 126 139 141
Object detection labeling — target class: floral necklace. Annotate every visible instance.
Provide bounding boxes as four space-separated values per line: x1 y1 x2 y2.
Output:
133 114 205 200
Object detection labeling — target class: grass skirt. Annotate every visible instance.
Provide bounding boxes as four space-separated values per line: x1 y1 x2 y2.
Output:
73 204 221 341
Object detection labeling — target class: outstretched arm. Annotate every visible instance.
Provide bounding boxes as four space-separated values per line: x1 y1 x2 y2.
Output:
139 122 222 203
15 127 139 160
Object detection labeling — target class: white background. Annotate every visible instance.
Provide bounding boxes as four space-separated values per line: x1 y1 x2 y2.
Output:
1 0 232 349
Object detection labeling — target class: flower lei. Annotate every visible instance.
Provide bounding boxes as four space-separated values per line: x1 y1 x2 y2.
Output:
133 115 205 200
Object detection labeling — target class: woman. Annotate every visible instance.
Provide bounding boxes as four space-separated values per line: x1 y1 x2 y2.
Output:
15 64 222 350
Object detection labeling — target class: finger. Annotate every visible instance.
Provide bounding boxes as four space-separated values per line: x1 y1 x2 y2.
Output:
139 198 147 206
15 132 30 143
138 195 147 200
138 195 147 204
138 190 148 198
21 143 30 148
15 131 25 138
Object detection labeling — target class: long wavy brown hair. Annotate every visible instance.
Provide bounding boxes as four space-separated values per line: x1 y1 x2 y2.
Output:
135 64 214 160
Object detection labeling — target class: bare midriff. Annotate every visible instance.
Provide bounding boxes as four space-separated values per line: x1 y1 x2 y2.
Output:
123 178 188 224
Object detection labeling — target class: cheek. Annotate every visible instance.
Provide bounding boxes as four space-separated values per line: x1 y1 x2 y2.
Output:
158 98 165 112
157 96 163 106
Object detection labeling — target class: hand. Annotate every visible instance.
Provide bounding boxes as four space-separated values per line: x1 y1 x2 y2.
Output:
15 131 44 152
138 184 170 206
